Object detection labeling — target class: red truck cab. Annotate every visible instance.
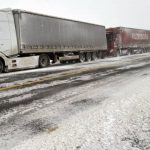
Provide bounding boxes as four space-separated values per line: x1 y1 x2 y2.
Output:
106 27 150 56
106 28 118 56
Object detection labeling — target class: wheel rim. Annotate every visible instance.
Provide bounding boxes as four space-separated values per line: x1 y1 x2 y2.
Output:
39 54 50 67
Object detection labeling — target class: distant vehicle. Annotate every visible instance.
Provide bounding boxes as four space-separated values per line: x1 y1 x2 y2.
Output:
0 9 107 73
106 27 150 56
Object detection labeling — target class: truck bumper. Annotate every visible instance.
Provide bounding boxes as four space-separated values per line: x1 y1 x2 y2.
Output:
8 56 39 71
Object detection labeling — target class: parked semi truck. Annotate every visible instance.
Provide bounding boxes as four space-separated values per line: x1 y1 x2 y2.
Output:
106 27 150 56
0 9 107 73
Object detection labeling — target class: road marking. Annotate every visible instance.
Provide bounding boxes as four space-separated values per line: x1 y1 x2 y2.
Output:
0 55 150 92
0 65 116 91
47 126 58 133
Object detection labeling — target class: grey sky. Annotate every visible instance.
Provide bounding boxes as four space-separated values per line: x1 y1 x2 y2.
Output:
0 0 149 29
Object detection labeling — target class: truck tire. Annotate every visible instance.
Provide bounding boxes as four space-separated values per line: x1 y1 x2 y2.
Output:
86 52 92 62
39 54 50 68
0 60 4 73
96 51 102 59
91 52 97 60
79 53 86 63
128 50 131 55
101 52 105 59
116 51 120 57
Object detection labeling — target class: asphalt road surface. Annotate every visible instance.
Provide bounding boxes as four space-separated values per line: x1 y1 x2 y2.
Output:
1 53 150 150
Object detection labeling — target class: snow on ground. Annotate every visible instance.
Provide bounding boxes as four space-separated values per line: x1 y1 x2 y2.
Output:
117 62 150 70
0 79 72 98
1 54 150 150
8 66 150 150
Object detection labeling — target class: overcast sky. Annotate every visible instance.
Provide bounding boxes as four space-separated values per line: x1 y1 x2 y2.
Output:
0 0 149 29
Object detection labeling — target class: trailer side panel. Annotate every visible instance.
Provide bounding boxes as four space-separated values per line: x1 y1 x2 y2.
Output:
13 11 107 54
120 27 150 49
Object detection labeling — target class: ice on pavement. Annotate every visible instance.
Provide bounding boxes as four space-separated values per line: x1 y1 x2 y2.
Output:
0 79 71 98
10 67 150 150
117 62 150 70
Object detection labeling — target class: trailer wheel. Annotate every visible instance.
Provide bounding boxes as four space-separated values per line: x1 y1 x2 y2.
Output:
91 52 97 61
116 51 120 57
86 52 92 62
79 53 86 63
39 54 50 68
101 52 105 59
128 50 131 55
0 59 4 73
96 51 102 59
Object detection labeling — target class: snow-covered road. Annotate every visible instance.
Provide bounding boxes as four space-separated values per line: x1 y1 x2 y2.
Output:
1 54 150 150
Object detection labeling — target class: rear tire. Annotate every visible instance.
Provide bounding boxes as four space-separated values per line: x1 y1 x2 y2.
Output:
0 60 4 73
101 52 105 59
86 52 92 62
128 50 131 55
91 52 97 61
79 53 86 63
96 51 102 59
39 54 50 68
116 51 120 57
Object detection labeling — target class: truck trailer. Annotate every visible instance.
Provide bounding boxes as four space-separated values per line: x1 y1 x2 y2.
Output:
106 27 150 56
0 9 107 73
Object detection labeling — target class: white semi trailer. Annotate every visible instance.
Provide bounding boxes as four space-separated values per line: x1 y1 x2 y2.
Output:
0 9 107 73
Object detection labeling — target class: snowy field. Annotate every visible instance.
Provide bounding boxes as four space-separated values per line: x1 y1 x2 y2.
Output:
0 54 150 150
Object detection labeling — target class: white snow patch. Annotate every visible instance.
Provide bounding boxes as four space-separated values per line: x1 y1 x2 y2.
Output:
0 110 18 123
118 62 150 70
0 84 50 98
8 93 35 103
0 79 73 99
